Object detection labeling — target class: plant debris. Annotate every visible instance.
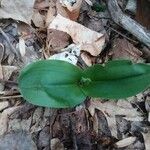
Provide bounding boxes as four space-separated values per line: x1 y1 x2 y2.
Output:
0 0 150 149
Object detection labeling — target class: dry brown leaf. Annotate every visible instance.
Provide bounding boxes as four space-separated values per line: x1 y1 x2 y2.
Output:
111 38 143 62
49 44 80 65
34 0 49 10
88 99 143 138
46 0 81 27
0 101 9 111
142 131 150 150
45 0 57 27
0 106 22 136
51 138 65 150
60 0 82 11
0 0 35 24
49 14 105 56
0 65 17 92
2 66 17 80
46 29 70 52
114 137 136 148
59 0 82 20
81 52 93 66
32 10 45 27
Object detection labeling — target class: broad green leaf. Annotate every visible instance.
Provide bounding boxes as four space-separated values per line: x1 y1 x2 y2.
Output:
18 60 86 108
82 60 150 99
19 59 150 108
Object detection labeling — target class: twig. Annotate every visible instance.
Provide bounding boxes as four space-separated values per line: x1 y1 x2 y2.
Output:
0 27 19 57
0 79 18 85
0 95 22 100
107 0 150 48
108 26 138 44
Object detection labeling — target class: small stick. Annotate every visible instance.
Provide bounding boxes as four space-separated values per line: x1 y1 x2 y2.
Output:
0 27 18 56
0 79 18 85
108 26 138 44
0 95 22 100
107 0 150 48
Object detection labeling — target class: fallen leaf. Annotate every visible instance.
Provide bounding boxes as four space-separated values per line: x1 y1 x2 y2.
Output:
114 137 136 148
46 29 70 52
32 10 45 27
49 44 80 65
88 99 143 138
8 117 32 131
0 65 17 92
34 0 49 10
59 0 82 20
0 106 22 136
60 0 82 11
51 138 64 150
80 52 93 66
0 131 37 150
2 65 17 80
18 37 26 57
142 130 150 150
49 14 105 56
45 0 57 27
111 38 143 62
0 101 9 111
0 0 35 24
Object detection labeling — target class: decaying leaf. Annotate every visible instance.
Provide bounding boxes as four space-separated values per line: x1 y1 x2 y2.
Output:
0 131 37 150
18 37 26 57
34 0 49 10
45 0 57 27
114 136 136 148
59 0 82 20
0 106 22 136
51 138 64 150
60 0 82 11
46 29 70 52
49 14 105 56
32 10 45 28
49 44 80 65
111 38 143 62
88 99 143 138
1 66 17 80
81 52 93 66
142 131 150 150
46 0 81 27
0 0 35 24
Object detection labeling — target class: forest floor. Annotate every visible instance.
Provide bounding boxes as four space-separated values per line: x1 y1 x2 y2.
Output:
0 0 150 150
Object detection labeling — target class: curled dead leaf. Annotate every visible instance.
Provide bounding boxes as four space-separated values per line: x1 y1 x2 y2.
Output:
0 0 35 24
111 38 143 62
114 137 136 148
59 0 82 20
49 14 105 56
46 29 70 52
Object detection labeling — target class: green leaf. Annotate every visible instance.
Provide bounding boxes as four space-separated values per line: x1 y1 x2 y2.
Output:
82 60 150 99
19 59 150 108
18 60 86 108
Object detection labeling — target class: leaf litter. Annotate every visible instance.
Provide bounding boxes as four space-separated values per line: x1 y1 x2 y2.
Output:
0 0 150 149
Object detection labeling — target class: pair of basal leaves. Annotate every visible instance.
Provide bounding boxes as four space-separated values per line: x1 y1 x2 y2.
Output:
18 59 150 108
